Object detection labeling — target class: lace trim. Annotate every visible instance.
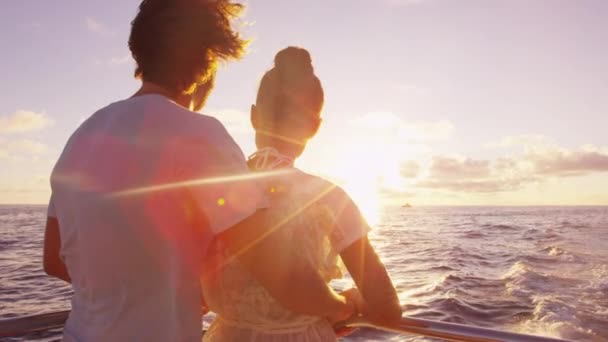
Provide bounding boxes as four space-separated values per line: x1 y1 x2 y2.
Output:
248 147 294 170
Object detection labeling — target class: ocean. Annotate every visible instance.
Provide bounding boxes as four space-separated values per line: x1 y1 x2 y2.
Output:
1 205 607 341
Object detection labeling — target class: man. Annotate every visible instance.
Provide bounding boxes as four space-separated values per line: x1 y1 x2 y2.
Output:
43 1 354 341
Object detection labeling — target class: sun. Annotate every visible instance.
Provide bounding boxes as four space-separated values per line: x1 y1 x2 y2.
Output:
305 138 412 227
299 124 409 226
328 154 389 227
342 178 381 226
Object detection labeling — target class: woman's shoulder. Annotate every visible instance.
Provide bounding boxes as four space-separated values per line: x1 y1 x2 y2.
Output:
291 170 353 203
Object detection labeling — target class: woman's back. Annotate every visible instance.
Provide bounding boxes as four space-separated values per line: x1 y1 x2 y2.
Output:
201 46 401 341
202 168 370 341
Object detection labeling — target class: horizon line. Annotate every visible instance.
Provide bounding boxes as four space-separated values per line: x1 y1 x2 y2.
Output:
2 203 607 207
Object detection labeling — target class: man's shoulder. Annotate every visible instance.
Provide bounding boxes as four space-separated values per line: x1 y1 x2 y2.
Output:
181 112 226 135
113 95 230 137
148 101 227 138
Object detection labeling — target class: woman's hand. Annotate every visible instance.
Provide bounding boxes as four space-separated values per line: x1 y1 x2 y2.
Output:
333 324 357 338
326 292 356 326
340 288 364 316
329 288 362 337
201 295 209 316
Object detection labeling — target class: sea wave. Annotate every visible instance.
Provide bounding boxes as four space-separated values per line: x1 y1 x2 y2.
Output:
2 205 608 341
517 296 598 341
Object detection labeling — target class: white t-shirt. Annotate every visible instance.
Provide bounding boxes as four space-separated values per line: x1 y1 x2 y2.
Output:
48 94 264 342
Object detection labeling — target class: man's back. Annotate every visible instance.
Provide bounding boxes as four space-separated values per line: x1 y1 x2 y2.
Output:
49 94 255 341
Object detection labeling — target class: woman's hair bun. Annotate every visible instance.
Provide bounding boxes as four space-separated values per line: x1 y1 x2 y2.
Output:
274 46 314 80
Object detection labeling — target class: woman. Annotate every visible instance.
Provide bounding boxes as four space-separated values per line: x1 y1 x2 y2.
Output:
201 47 402 341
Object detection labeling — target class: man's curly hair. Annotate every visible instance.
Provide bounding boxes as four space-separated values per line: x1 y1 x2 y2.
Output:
129 0 247 95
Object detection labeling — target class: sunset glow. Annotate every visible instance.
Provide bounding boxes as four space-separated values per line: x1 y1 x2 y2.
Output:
1 1 608 207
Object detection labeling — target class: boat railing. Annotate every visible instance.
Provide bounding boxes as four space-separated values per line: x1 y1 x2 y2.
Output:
0 310 573 342
0 310 69 338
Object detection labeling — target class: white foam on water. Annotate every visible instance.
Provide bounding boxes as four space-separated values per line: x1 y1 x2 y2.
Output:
515 296 598 341
541 245 581 263
588 265 608 293
503 261 553 297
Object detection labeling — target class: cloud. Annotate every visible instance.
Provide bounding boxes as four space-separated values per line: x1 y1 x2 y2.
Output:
93 54 132 68
109 54 131 66
378 185 416 200
7 140 48 154
0 175 50 195
413 137 608 193
415 155 531 193
399 160 420 178
0 139 49 160
490 135 608 176
350 112 454 142
401 120 454 142
428 156 491 180
485 135 558 154
417 178 532 193
85 17 114 36
527 148 608 176
0 110 53 134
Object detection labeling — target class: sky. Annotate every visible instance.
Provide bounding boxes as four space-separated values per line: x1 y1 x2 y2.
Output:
1 0 607 209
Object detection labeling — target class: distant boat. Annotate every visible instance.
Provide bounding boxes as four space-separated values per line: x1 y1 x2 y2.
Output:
402 203 412 208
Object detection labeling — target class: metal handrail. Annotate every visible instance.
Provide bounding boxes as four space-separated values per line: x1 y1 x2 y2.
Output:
0 310 69 338
345 316 572 342
0 310 572 342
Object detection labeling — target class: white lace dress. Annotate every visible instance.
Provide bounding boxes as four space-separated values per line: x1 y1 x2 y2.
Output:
201 159 370 342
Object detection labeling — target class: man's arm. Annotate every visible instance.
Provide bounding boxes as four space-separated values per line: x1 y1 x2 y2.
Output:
180 122 353 319
43 217 71 283
215 208 354 320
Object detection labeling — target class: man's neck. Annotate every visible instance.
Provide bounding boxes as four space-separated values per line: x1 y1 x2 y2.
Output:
133 82 191 109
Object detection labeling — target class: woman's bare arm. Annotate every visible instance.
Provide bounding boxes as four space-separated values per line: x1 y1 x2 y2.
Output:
340 235 402 325
43 217 71 283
